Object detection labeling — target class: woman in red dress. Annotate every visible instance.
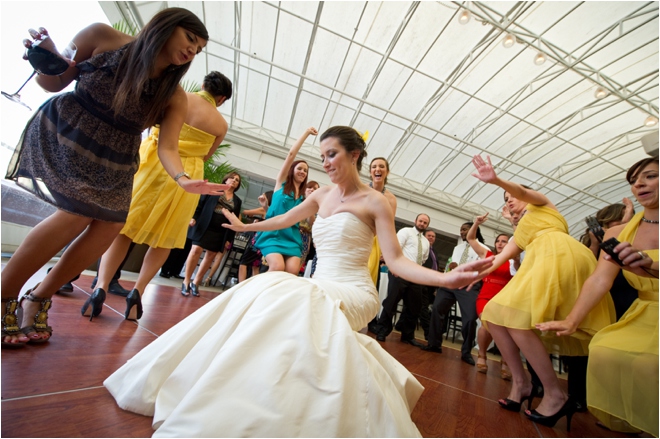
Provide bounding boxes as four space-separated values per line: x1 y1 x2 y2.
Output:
467 212 513 376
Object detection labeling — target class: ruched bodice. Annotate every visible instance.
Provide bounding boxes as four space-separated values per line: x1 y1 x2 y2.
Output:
105 212 423 437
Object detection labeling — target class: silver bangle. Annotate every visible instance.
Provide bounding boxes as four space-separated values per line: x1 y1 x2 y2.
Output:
174 171 190 182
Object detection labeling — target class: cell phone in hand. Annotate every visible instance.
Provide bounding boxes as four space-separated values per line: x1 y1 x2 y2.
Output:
599 237 623 266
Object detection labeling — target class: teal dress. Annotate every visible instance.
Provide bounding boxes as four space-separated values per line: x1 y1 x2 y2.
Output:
254 183 303 257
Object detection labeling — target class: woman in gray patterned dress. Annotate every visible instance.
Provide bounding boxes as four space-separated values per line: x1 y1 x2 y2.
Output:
1 8 227 348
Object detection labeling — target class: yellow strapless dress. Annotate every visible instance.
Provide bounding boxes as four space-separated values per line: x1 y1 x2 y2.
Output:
120 124 213 249
587 212 658 437
481 204 615 356
367 237 380 286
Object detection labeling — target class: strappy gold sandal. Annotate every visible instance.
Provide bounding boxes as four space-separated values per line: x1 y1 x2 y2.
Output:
19 290 53 343
1 298 27 348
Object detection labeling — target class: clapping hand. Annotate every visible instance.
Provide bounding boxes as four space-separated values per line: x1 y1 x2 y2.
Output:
471 154 498 184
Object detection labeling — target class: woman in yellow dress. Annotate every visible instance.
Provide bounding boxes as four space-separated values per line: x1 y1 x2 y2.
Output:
470 154 615 431
92 71 232 321
366 157 397 286
538 157 658 436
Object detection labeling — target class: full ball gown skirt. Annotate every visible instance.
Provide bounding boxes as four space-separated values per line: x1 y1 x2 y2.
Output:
104 212 424 437
587 213 658 436
119 124 213 249
481 204 615 356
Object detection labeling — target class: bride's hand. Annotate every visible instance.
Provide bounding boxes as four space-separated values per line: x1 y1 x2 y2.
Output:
471 154 498 184
221 208 246 232
441 256 494 289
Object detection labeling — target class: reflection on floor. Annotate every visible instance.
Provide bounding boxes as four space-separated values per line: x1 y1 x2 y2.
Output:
1 266 646 438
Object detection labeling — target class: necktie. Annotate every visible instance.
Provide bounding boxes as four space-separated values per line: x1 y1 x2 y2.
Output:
458 243 470 265
430 250 437 271
416 233 423 265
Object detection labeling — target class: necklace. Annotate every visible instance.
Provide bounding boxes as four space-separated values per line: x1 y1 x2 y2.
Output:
641 217 659 224
340 187 359 203
369 182 386 194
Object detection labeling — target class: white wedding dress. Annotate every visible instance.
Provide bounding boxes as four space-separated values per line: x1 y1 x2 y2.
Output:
104 212 424 437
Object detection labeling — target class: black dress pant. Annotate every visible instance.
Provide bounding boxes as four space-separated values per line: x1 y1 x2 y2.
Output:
398 286 435 339
374 273 423 341
427 283 481 356
161 238 193 276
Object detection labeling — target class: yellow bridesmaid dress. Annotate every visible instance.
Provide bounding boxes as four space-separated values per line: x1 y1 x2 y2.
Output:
481 204 615 356
120 93 217 249
587 212 658 437
367 237 380 286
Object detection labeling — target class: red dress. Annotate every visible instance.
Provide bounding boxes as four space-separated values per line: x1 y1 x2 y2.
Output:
476 251 513 316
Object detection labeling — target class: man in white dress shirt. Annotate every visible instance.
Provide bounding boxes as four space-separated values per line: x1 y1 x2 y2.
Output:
369 213 430 346
422 221 489 365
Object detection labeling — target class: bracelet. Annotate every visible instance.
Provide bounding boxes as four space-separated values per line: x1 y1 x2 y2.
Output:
173 171 190 183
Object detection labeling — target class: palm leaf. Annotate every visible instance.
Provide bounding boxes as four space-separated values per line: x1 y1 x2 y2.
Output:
204 145 245 189
112 20 138 36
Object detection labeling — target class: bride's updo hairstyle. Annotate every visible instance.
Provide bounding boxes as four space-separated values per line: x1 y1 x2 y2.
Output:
320 126 368 171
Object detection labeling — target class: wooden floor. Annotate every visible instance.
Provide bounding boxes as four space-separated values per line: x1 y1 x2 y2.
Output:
1 266 643 438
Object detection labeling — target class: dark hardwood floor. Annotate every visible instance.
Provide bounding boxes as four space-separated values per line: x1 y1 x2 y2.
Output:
1 270 644 438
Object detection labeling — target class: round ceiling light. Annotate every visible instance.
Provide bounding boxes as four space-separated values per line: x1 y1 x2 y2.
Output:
458 10 471 25
533 52 546 65
502 33 516 48
594 87 608 100
644 115 658 127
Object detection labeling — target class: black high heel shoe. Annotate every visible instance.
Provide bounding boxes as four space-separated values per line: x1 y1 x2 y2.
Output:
124 289 143 321
498 386 539 412
190 283 200 297
181 282 190 297
525 398 577 431
81 288 106 321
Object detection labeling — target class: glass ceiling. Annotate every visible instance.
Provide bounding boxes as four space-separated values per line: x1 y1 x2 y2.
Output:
101 1 659 237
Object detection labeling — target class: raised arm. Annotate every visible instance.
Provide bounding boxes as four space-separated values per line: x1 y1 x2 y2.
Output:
275 127 318 191
472 154 555 209
467 213 489 259
29 24 131 92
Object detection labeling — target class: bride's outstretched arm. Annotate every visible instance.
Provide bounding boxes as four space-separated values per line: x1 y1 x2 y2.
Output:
373 197 493 289
222 187 325 233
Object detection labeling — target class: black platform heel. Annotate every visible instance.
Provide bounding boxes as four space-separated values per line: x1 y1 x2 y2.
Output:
81 288 106 321
525 398 577 431
124 289 143 321
181 282 190 297
190 283 200 297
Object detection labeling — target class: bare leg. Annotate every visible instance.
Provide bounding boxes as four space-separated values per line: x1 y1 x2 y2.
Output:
183 245 204 286
508 328 567 416
488 323 531 403
96 234 133 291
265 253 285 272
477 322 492 366
18 218 124 340
193 250 219 286
283 256 301 275
133 247 171 294
238 264 247 283
204 252 224 284
251 266 259 277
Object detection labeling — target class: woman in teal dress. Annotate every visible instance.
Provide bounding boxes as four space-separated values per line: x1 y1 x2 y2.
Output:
254 127 317 275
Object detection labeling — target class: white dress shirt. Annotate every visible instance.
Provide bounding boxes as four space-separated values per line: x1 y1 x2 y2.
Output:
450 240 489 266
397 227 430 265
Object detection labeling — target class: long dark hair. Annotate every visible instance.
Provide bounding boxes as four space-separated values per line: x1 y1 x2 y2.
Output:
112 7 209 128
283 160 308 199
320 126 368 171
464 221 485 244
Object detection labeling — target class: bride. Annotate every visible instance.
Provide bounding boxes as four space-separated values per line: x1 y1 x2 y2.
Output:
104 125 493 437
